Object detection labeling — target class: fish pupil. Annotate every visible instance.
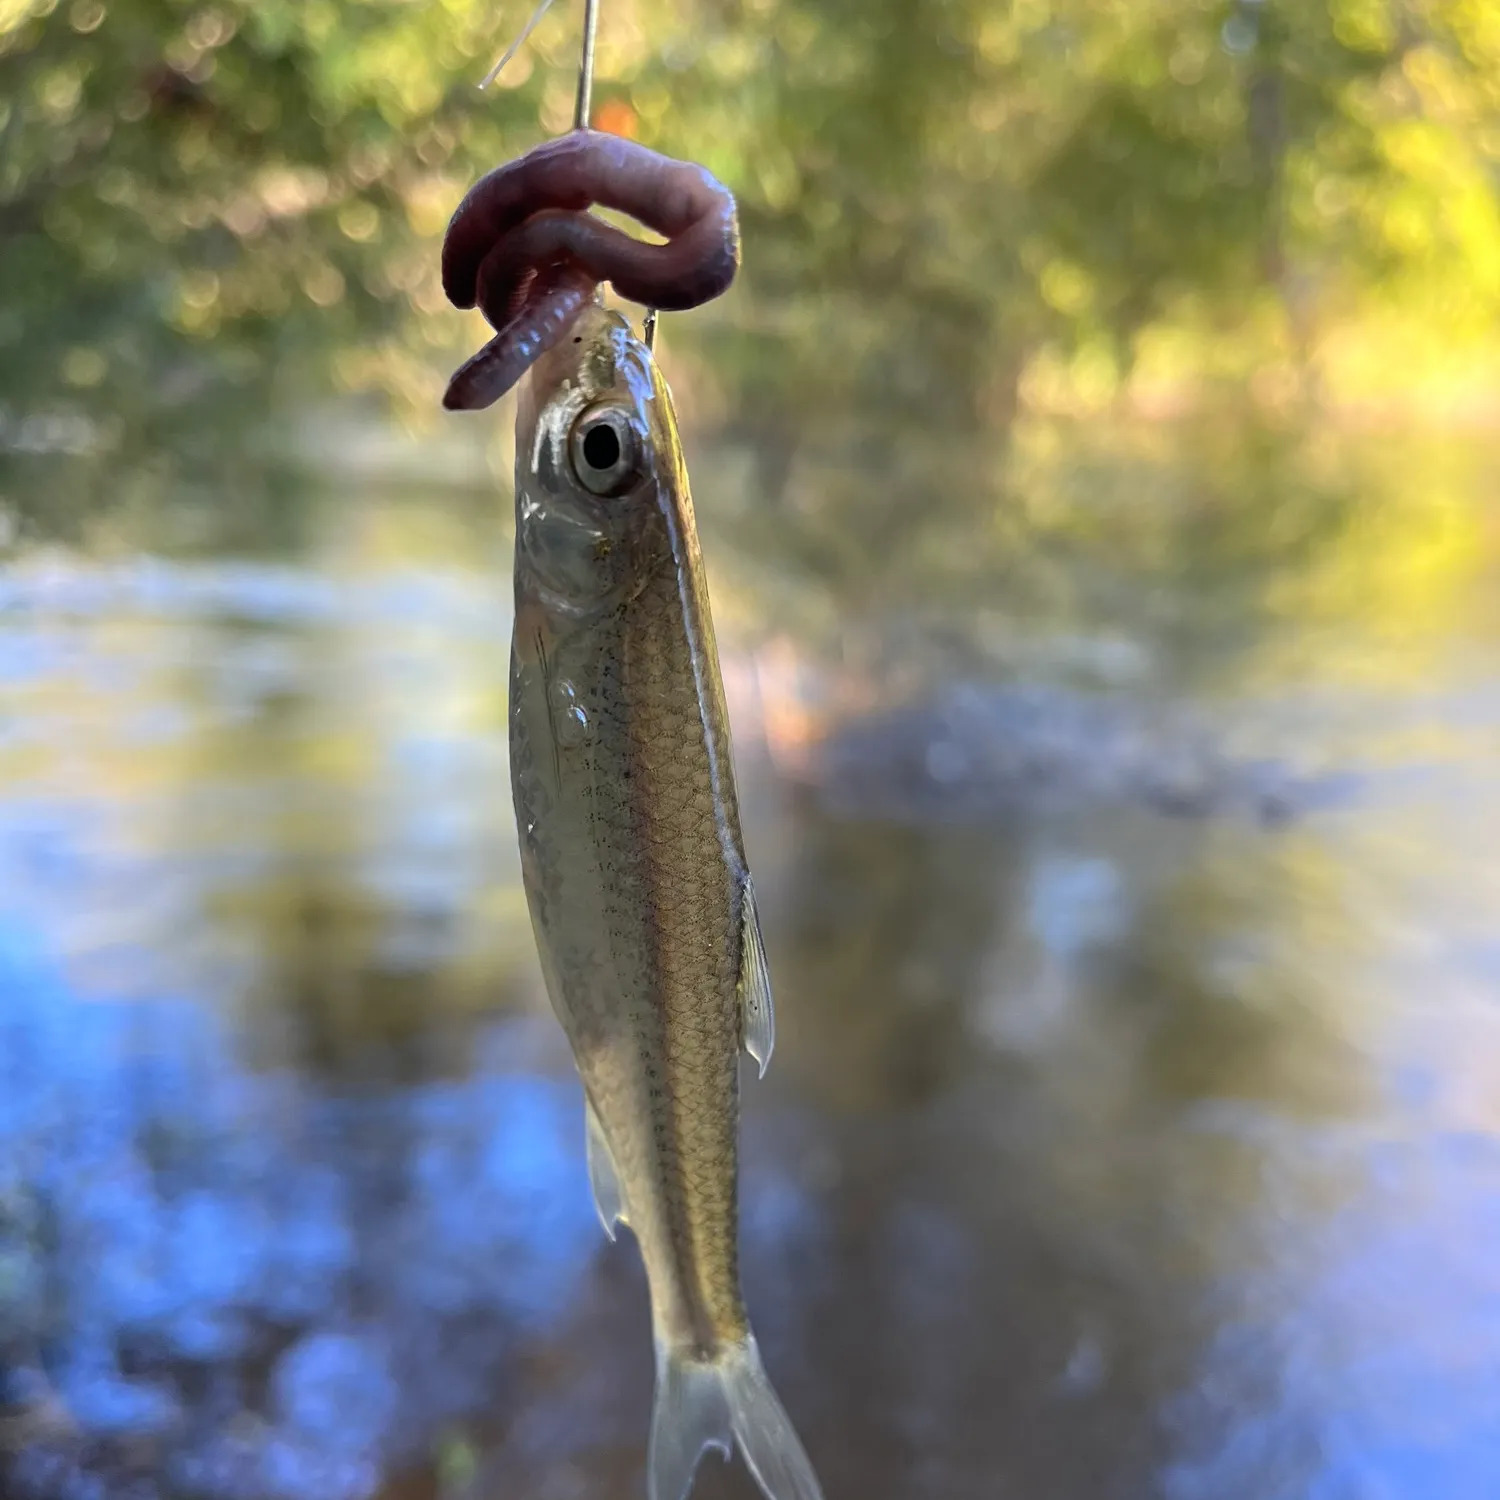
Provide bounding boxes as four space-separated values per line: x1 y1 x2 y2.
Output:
582 422 620 472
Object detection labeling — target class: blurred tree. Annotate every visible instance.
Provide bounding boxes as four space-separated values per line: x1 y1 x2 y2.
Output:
1 0 1498 559
0 0 541 537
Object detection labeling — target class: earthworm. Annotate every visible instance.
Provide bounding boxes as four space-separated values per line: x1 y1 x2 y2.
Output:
441 129 741 411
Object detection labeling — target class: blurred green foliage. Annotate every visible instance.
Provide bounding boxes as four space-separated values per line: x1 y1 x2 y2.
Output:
2 0 1499 557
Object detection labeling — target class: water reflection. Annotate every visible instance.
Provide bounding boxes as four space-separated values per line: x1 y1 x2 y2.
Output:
1 495 1496 1498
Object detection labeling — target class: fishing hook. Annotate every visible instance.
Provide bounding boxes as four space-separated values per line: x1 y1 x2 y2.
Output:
444 2 727 409
574 0 598 131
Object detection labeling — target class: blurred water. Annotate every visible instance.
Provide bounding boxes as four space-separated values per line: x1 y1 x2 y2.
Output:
0 419 1497 1500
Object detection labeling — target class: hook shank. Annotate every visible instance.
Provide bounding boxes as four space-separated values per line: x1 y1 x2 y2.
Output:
574 0 599 130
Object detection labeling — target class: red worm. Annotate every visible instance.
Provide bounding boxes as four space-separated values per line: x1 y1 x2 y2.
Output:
440 129 741 411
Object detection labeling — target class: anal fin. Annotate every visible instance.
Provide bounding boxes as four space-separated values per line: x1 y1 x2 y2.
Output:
738 876 776 1078
585 1096 627 1241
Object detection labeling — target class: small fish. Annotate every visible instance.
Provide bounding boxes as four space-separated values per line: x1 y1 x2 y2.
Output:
509 301 822 1500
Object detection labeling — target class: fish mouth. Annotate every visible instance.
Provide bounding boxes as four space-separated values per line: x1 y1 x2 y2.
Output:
528 303 636 403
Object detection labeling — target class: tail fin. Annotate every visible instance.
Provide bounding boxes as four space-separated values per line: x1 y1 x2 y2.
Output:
648 1334 824 1500
720 1337 825 1500
648 1342 732 1500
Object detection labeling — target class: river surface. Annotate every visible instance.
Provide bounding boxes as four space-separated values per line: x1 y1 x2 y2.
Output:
1 407 1498 1500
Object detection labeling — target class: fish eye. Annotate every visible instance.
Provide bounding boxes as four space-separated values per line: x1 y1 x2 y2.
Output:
569 405 641 497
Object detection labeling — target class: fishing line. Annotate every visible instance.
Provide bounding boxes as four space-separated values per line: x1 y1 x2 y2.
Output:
480 0 597 124
479 0 556 90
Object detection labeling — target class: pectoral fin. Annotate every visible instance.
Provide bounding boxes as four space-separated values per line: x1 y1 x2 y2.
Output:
585 1096 627 1241
738 876 775 1079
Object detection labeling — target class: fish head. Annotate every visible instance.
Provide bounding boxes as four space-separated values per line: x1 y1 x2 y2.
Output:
513 301 682 612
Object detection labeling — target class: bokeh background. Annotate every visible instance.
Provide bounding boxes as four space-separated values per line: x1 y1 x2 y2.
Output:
3 1 1500 1497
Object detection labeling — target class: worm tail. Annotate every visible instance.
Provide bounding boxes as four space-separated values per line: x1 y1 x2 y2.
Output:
443 268 596 411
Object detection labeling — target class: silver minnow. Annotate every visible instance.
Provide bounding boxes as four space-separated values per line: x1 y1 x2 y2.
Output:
508 301 823 1500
